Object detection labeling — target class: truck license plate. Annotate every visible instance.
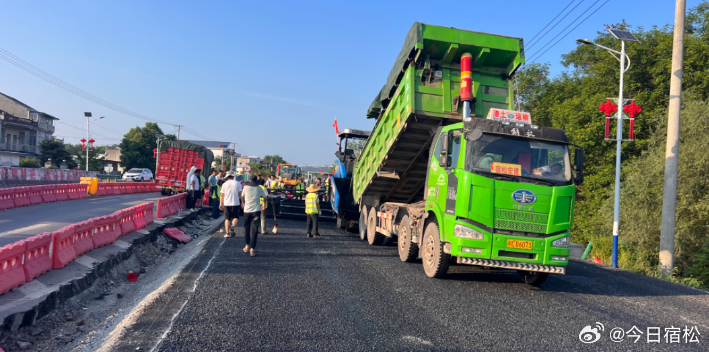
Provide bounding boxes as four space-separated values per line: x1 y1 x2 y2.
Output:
507 239 532 250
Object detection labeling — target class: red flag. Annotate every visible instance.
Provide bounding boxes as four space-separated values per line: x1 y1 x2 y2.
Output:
320 169 323 173
333 117 339 135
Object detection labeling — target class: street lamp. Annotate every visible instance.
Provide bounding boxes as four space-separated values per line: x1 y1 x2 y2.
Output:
84 112 105 171
155 134 163 175
576 30 639 268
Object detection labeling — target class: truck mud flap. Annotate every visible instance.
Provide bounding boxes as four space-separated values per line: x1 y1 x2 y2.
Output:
457 257 566 274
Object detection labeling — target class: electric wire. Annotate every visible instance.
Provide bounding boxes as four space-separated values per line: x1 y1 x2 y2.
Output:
528 0 610 64
525 0 579 49
526 0 586 51
0 47 209 139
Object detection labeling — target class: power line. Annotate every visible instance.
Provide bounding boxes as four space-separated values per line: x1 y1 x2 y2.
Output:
0 47 205 136
56 121 115 140
526 0 579 49
526 0 586 51
528 0 610 63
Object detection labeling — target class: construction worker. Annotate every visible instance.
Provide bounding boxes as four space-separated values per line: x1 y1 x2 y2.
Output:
258 178 269 234
305 184 321 238
211 178 223 219
295 178 305 200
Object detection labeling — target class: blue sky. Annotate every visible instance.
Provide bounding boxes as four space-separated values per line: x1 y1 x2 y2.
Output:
0 0 700 164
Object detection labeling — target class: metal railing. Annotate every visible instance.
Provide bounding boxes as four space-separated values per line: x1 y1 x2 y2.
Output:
0 113 38 128
0 142 39 154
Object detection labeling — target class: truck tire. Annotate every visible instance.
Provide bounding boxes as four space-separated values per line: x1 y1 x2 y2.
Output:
517 271 549 286
359 206 368 241
421 222 450 278
397 215 418 262
367 207 384 245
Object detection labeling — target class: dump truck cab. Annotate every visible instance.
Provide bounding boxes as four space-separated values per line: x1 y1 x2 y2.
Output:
425 116 583 283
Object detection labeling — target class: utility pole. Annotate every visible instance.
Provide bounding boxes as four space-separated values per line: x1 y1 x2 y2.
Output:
176 125 183 140
660 0 686 276
85 113 91 172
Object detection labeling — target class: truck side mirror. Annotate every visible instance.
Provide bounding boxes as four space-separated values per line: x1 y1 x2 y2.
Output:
574 148 584 185
440 132 449 155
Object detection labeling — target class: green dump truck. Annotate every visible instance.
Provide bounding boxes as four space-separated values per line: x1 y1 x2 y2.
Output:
354 23 584 286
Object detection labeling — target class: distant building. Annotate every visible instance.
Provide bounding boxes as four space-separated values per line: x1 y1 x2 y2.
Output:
0 92 58 166
236 156 261 172
102 148 124 174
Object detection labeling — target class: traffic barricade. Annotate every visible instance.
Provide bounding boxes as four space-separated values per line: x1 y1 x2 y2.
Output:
91 216 116 248
55 184 69 202
0 241 27 295
67 183 80 200
73 219 95 257
203 190 210 206
119 183 128 194
157 197 171 218
119 208 136 235
113 183 120 194
41 185 57 203
168 195 179 215
145 201 155 224
52 225 76 269
22 233 52 281
163 228 192 243
28 186 43 205
0 188 14 210
78 183 88 199
96 183 108 197
133 205 147 230
14 187 30 207
179 193 187 210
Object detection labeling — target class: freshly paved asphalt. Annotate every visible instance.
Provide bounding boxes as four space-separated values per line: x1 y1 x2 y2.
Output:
127 219 708 351
0 193 162 246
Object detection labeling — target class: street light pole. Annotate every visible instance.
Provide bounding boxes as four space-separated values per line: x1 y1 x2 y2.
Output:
84 113 105 171
577 37 634 268
612 40 626 269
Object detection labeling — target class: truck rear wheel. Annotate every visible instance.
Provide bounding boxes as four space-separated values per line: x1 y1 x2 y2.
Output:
367 207 384 245
359 206 368 241
421 222 450 278
397 215 418 262
517 271 549 286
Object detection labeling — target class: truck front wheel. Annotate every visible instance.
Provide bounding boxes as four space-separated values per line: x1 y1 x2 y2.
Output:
397 215 418 262
367 207 384 245
517 270 549 286
421 222 450 278
359 206 368 241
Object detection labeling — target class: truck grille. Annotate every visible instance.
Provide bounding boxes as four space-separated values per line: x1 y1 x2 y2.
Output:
494 209 547 233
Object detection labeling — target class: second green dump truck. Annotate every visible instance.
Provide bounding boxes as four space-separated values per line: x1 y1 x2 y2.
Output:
354 23 584 285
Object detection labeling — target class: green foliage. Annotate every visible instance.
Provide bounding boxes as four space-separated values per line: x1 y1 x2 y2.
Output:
72 144 105 171
263 155 287 165
19 157 41 168
517 2 709 284
249 162 272 178
119 123 175 174
39 139 76 169
213 156 232 171
686 246 709 289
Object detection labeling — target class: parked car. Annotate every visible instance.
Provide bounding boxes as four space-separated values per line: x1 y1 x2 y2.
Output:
122 168 153 182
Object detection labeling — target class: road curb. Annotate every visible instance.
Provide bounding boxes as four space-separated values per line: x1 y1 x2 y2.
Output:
1 208 210 331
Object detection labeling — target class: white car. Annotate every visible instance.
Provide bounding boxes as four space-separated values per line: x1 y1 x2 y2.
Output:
122 168 153 182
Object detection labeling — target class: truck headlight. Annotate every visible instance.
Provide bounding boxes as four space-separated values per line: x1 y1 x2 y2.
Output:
454 224 484 240
552 236 569 248
551 256 567 261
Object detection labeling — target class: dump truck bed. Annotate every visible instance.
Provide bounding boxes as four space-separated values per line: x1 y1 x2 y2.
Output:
353 23 524 205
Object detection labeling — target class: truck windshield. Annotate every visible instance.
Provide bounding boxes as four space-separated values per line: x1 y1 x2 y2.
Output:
466 134 571 183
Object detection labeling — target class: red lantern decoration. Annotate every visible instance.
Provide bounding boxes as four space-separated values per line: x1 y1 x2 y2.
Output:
89 138 95 150
624 101 641 141
80 138 87 150
599 99 618 139
153 149 157 158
